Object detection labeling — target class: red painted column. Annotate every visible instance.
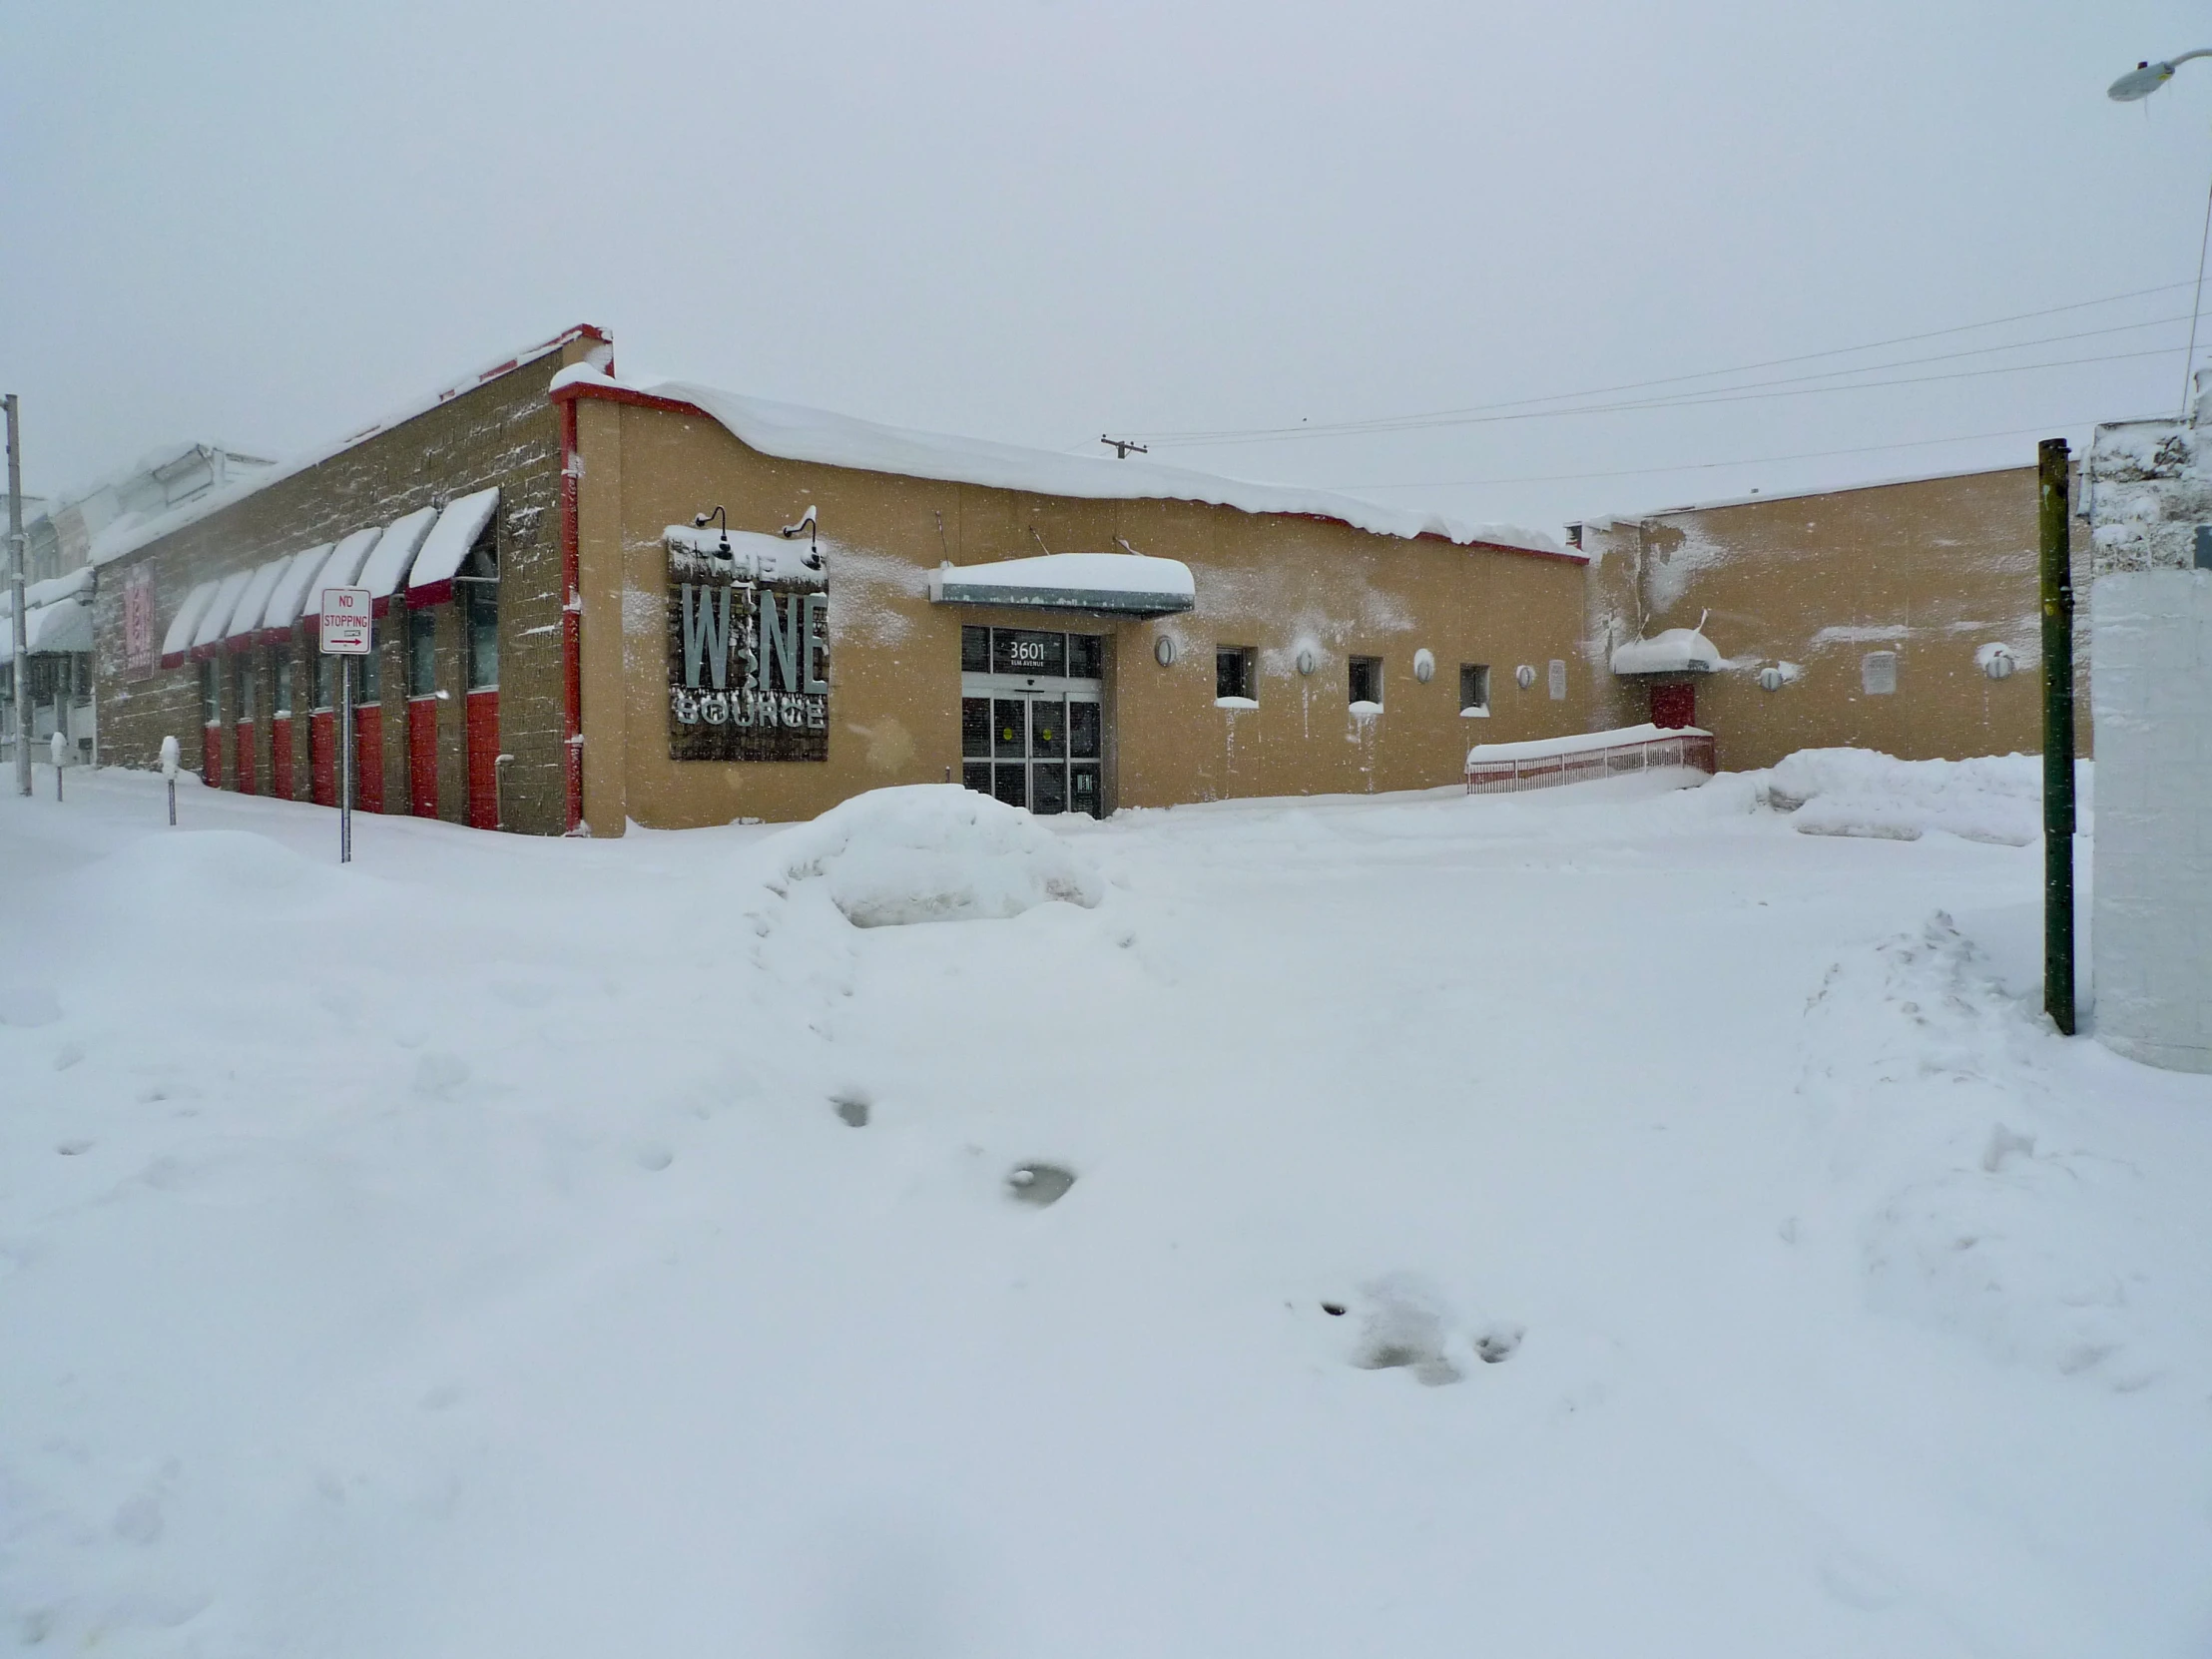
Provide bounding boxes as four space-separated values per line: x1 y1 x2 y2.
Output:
466 689 501 829
558 394 583 833
202 723 222 787
234 720 257 795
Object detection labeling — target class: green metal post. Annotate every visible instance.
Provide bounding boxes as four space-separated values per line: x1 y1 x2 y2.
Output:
2039 437 2076 1035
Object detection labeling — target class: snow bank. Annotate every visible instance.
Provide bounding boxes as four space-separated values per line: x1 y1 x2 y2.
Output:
753 785 1102 927
1764 749 2039 845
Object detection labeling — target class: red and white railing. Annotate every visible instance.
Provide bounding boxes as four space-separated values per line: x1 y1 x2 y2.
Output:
1465 723 1715 795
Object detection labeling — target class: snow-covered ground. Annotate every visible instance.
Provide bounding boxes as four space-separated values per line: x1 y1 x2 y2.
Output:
3 762 2208 1658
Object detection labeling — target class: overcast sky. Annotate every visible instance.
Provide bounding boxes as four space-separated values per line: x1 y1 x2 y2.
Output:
6 1 2212 536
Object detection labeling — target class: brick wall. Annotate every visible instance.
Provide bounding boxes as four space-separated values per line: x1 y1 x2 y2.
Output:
94 342 591 834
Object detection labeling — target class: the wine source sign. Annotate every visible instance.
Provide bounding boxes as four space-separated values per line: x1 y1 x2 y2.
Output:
665 526 830 762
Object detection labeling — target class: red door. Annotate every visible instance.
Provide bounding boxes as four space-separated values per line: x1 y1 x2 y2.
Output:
466 690 500 829
1650 682 1696 730
354 705 384 814
202 723 222 786
309 712 336 807
271 716 293 801
234 720 257 795
407 697 439 818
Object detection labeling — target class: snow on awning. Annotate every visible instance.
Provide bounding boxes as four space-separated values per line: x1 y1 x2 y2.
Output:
161 579 221 668
0 597 93 666
258 543 335 643
221 557 292 650
303 527 384 640
190 569 255 660
926 552 1195 617
1610 628 1723 676
406 488 500 607
358 506 438 616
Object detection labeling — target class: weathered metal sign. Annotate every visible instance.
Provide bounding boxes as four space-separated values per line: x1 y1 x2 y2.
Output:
665 526 830 762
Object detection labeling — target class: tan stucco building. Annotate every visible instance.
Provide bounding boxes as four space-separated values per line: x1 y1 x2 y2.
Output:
89 327 1594 833
1573 467 2092 773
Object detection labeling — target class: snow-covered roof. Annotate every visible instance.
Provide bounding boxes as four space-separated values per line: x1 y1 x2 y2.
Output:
221 557 292 648
259 543 334 641
927 552 1195 617
0 566 94 619
0 595 94 665
90 325 607 570
1609 628 1723 676
406 489 501 606
358 506 438 613
554 364 1571 559
161 579 221 667
1575 460 2041 528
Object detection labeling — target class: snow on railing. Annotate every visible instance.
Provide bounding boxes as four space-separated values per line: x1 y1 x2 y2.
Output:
1465 723 1715 795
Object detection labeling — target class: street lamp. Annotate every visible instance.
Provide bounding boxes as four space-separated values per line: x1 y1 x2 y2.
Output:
2110 51 2212 102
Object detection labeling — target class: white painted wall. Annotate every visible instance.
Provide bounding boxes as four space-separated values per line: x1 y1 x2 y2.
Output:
2090 571 2212 1073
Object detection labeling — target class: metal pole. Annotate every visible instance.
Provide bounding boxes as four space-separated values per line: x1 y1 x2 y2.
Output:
340 653 353 864
2039 437 2077 1035
7 394 28 799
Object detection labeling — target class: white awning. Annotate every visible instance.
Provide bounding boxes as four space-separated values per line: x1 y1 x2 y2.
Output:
259 542 335 641
162 578 221 667
304 527 384 638
926 551 1195 617
1610 628 1723 676
190 569 255 658
406 487 501 606
358 505 438 613
222 557 292 648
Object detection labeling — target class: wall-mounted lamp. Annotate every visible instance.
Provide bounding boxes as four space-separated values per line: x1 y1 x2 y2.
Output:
781 504 823 570
1154 635 1179 667
692 505 731 555
1977 643 2017 682
1514 664 1536 691
1295 648 1318 676
1757 665 1787 693
1411 648 1435 684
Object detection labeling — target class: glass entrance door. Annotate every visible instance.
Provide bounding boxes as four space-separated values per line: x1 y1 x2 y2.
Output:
960 626 1105 817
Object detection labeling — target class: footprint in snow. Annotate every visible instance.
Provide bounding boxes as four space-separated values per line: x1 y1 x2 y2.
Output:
1007 1163 1075 1206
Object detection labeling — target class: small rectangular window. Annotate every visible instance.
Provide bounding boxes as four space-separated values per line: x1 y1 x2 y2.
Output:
1348 656 1382 707
313 646 335 711
1215 646 1256 702
407 607 437 698
271 645 293 717
354 630 380 703
200 660 219 725
1547 659 1567 701
1459 663 1490 716
232 655 255 724
465 583 498 690
1862 651 1898 696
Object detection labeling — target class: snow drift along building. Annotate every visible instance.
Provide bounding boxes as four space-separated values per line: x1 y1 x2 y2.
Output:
90 327 1592 832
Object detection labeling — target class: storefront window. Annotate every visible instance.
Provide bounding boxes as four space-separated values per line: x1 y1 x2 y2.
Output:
271 645 293 717
407 608 437 698
233 654 256 724
354 629 380 703
200 660 219 725
465 584 498 690
313 645 335 711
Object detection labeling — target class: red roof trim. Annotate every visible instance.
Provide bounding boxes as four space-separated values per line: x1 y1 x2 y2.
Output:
551 378 1584 562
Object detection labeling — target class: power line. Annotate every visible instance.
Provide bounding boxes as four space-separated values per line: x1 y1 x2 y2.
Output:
1135 277 2204 447
1324 416 2105 491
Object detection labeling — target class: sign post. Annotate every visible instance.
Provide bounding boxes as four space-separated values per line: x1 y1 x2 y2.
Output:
319 586 371 864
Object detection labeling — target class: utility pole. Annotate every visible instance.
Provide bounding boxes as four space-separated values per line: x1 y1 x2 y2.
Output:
8 395 28 800
2039 437 2076 1035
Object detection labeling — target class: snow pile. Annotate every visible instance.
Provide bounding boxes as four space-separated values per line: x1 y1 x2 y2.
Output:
753 784 1103 927
1764 749 2040 845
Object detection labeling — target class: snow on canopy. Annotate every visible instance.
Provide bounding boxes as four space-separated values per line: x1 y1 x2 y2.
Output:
358 506 438 609
555 364 1570 558
161 579 221 666
221 558 292 646
406 489 500 605
0 595 94 665
189 569 255 656
260 543 336 641
927 552 1195 615
0 567 93 618
1610 628 1723 676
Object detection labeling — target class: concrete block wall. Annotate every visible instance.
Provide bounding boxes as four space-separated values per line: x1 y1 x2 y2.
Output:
92 342 591 834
